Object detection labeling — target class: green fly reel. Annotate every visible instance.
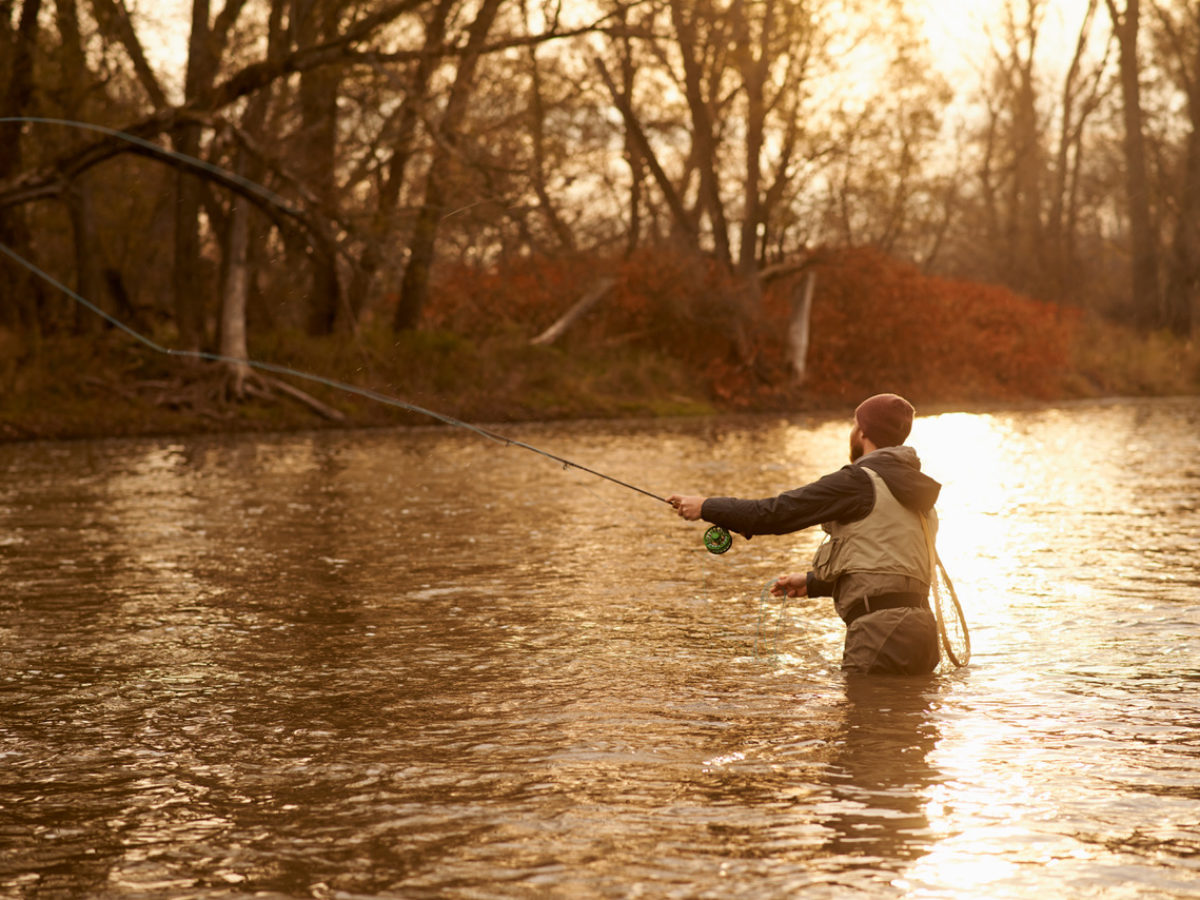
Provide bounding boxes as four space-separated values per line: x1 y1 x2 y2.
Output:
703 525 732 554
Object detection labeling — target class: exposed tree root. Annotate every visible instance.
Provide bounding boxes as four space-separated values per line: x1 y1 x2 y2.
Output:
84 363 346 424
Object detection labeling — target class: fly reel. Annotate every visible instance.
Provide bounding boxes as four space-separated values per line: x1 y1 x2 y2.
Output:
703 525 732 554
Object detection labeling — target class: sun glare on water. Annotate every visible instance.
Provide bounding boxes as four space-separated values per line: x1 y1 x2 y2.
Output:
908 410 1021 647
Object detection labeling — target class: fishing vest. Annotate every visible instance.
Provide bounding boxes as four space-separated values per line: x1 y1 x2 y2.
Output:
811 466 933 585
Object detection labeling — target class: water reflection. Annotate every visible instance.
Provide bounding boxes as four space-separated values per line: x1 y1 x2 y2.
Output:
1 398 1198 898
820 677 942 865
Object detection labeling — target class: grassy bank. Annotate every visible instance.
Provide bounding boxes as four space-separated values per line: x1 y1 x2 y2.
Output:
4 246 1198 442
0 326 722 442
2 312 1196 444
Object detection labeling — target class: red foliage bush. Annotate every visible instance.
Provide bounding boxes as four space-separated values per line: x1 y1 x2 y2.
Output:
423 253 606 335
422 244 1079 407
775 246 1080 403
427 247 753 362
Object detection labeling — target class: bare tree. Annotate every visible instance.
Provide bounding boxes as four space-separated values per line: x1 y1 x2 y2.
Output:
393 0 506 331
89 0 170 108
0 0 45 332
348 0 455 316
55 0 109 331
1105 0 1163 328
955 0 1117 306
173 0 230 352
526 36 576 253
292 0 346 335
668 0 733 268
219 0 289 394
972 0 1049 295
1152 0 1199 336
1046 0 1112 302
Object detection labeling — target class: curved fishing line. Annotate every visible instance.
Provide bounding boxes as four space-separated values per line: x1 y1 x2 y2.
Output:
0 240 671 506
2 116 675 503
920 514 970 668
0 116 301 216
752 577 832 668
754 577 790 660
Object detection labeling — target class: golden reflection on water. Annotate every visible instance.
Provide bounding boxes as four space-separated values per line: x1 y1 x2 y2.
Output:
2 400 1198 898
903 403 1200 896
911 412 1011 562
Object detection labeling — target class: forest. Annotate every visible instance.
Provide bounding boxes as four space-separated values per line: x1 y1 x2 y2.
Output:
1 0 1198 439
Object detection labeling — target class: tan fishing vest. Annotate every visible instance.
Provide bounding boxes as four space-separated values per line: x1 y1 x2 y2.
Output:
811 467 934 584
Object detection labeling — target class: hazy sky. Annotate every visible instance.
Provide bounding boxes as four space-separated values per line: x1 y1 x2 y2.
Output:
917 0 1099 80
141 0 1100 86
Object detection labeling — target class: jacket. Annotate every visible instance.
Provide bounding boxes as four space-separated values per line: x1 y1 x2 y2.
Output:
700 445 942 616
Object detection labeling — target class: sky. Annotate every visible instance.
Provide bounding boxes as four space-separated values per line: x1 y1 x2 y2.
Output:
141 0 1100 87
915 0 1100 81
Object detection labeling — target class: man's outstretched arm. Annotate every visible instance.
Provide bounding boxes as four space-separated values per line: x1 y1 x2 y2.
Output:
669 466 874 537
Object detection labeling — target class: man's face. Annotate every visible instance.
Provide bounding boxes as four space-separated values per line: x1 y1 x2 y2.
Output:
849 421 865 462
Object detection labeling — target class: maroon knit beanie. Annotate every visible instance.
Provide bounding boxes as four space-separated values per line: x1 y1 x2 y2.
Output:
854 393 914 447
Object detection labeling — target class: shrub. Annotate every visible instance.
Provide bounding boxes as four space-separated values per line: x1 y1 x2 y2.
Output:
765 246 1080 404
421 244 1081 409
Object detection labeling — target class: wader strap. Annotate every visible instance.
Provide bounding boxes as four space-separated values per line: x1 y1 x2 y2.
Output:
842 591 929 627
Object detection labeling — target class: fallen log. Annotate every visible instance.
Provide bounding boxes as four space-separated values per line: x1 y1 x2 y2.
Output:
530 277 617 346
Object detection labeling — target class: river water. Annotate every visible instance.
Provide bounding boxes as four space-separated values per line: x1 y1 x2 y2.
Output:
1 397 1197 899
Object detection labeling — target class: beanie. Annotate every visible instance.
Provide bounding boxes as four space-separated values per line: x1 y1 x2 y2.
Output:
854 393 914 447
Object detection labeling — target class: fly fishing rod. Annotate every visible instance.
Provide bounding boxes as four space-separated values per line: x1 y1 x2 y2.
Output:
0 240 734 554
1 116 735 553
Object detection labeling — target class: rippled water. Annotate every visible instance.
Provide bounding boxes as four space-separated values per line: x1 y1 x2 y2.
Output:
1 398 1198 899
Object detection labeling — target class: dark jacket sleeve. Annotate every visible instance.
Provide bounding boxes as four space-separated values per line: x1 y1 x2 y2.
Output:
699 465 874 538
806 572 835 597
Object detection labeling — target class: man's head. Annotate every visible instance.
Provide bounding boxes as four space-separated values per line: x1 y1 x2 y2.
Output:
850 393 914 461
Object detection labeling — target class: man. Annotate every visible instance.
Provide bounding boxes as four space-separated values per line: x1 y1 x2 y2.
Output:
669 393 941 676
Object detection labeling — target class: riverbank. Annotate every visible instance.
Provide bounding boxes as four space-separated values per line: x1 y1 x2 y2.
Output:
0 327 715 442
2 312 1196 443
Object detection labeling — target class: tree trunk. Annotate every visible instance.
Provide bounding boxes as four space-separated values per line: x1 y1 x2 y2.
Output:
595 55 696 248
668 0 732 268
220 189 254 395
393 0 504 332
351 0 454 317
789 270 816 383
1047 0 1100 300
528 43 575 252
0 0 44 332
56 0 107 332
294 0 342 335
0 0 38 186
173 0 214 353
1106 0 1162 329
1158 1 1200 337
997 1 1045 296
90 0 170 107
66 181 106 331
616 12 644 256
530 277 615 346
732 0 773 278
170 0 249 346
1165 120 1199 336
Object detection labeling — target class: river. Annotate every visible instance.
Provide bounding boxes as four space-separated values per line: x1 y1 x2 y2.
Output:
1 397 1197 899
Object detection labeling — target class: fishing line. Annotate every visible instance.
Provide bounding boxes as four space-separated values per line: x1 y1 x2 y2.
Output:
754 577 790 660
1 241 680 507
752 577 831 668
920 514 971 668
2 115 736 551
